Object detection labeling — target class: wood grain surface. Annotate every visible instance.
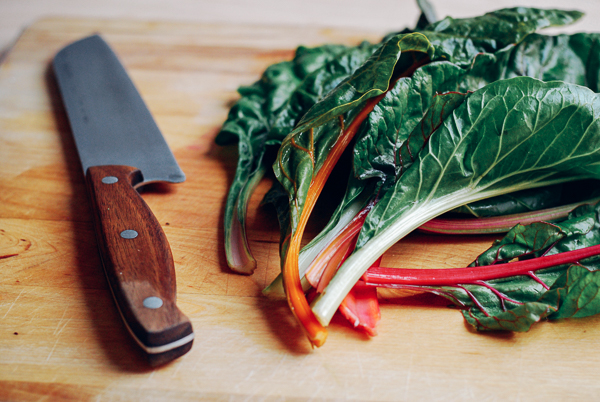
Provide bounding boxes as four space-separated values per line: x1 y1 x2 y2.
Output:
2 17 600 401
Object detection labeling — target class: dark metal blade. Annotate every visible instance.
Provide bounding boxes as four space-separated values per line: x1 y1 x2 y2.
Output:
52 35 185 184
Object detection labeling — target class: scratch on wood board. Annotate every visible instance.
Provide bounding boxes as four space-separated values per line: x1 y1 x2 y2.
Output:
2 288 25 319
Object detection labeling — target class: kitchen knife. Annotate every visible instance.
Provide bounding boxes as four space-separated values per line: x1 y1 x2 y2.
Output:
53 35 194 366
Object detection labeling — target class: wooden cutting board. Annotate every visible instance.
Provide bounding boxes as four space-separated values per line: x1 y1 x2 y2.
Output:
2 17 600 400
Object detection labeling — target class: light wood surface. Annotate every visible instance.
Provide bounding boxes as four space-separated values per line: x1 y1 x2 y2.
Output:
2 16 600 401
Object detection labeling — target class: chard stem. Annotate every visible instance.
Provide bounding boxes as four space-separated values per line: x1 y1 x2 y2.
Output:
363 243 600 286
225 165 267 274
418 198 600 235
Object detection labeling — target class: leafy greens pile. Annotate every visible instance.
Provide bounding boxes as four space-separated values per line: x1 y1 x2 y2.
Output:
217 3 600 347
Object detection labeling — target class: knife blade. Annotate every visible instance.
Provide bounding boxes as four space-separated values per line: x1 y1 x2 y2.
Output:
53 35 194 366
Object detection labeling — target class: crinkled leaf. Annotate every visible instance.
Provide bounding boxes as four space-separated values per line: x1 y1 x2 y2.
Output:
425 7 583 49
548 265 600 319
219 44 352 272
352 32 600 222
460 264 600 331
419 8 583 67
217 44 351 146
359 78 600 249
290 33 435 136
458 32 600 93
435 202 600 330
353 74 466 187
462 300 556 332
274 34 436 251
351 77 428 186
301 66 468 273
267 42 378 144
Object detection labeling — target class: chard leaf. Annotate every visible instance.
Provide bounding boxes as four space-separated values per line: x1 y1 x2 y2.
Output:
548 265 600 319
353 70 466 187
425 8 583 49
472 205 600 267
360 77 600 247
267 42 378 143
462 300 557 331
460 205 600 329
274 34 435 248
460 264 600 331
272 32 437 346
443 202 600 330
458 32 600 92
442 32 600 217
219 44 352 273
312 77 600 325
419 8 583 67
290 33 435 136
217 44 351 146
351 31 600 222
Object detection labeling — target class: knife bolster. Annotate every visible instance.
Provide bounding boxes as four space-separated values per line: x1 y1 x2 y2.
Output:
85 165 193 363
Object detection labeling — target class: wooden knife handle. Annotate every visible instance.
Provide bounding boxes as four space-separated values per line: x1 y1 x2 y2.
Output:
85 165 193 366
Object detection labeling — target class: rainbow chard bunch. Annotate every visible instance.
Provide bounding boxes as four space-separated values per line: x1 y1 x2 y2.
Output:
218 4 600 347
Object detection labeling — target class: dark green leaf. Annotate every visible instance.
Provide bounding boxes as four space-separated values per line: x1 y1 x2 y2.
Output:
290 33 435 135
459 264 600 331
219 44 351 272
350 31 600 222
354 77 467 187
359 77 600 249
425 8 583 49
267 42 378 144
547 265 600 319
462 300 556 331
